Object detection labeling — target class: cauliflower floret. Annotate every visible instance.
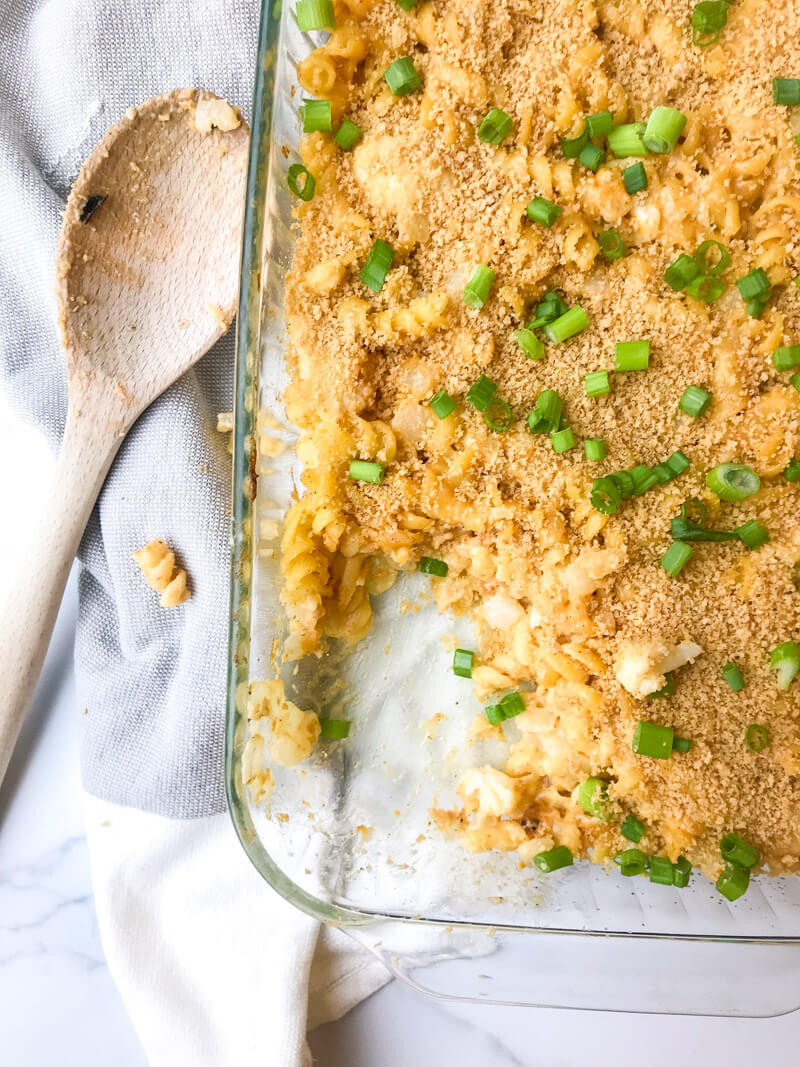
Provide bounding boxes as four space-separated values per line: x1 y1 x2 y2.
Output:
559 545 625 600
615 640 703 698
457 766 531 819
481 592 525 628
247 680 321 767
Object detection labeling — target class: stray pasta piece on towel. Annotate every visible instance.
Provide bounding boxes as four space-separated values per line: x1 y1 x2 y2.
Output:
132 538 191 608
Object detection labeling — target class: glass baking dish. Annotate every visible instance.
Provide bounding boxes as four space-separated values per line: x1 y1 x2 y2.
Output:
225 0 800 1016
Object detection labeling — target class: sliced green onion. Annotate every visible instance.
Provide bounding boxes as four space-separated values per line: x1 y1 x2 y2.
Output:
395 0 418 9
686 275 725 303
665 253 700 292
319 718 351 739
288 163 316 201
773 78 800 106
631 464 658 495
679 385 711 417
632 721 674 759
296 0 336 31
528 389 563 433
772 345 800 371
705 463 760 502
419 556 448 577
682 498 707 525
716 863 749 902
598 229 627 261
615 339 650 371
478 107 512 145
463 264 495 309
648 675 676 699
591 476 621 515
736 268 771 300
334 119 362 150
746 292 771 319
615 848 649 876
649 855 675 885
721 833 760 869
722 661 745 692
770 640 800 690
744 724 770 753
660 540 693 577
302 99 332 133
500 691 525 718
349 459 385 483
694 240 731 276
673 856 692 888
672 736 692 753
670 518 737 542
429 389 456 419
623 161 648 194
534 845 574 872
791 373 800 392
621 814 646 843
585 369 611 397
531 292 568 328
466 375 497 411
585 110 614 138
384 57 420 96
453 649 474 678
484 398 513 432
736 520 769 550
610 470 635 497
691 1 728 48
359 238 395 292
666 450 691 477
485 704 505 725
644 106 687 154
784 458 800 482
579 142 605 172
577 777 613 820
561 128 589 159
551 427 577 454
542 306 589 344
585 437 606 462
607 122 648 157
526 197 562 227
653 463 673 484
514 327 545 360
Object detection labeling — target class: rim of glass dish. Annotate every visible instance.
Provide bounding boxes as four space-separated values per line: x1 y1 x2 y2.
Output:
224 0 800 946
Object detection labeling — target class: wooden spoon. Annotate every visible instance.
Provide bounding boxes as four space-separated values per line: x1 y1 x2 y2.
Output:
0 89 249 781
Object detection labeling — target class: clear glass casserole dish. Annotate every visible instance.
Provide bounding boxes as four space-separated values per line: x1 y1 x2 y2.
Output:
225 0 800 1016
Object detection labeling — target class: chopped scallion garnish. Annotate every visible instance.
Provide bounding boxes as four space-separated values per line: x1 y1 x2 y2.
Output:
334 119 362 150
632 721 674 759
721 833 760 870
615 339 650 371
526 197 562 227
302 99 332 133
514 327 545 360
598 229 627 261
744 724 769 753
287 163 316 201
577 777 613 820
551 427 577 454
736 520 769 550
534 846 574 872
660 540 693 577
591 476 621 515
484 398 513 433
722 661 745 692
716 863 749 902
296 0 336 31
453 649 474 678
319 718 351 739
773 78 800 106
359 238 395 292
466 375 497 411
622 161 648 194
478 107 513 145
679 385 711 418
542 306 589 344
665 253 700 292
585 369 611 397
429 389 456 419
349 459 385 483
528 389 563 434
621 814 646 843
643 106 686 154
607 122 647 158
383 56 420 96
463 264 495 309
584 437 606 462
705 463 760 502
419 556 448 577
770 640 800 690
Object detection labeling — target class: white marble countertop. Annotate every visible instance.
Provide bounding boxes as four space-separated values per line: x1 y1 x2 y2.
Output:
4 398 800 1066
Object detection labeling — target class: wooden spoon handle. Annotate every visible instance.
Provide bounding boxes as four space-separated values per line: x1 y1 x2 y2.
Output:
0 411 120 782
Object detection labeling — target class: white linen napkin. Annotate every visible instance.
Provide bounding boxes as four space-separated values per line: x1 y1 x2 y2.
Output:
0 1 390 1062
